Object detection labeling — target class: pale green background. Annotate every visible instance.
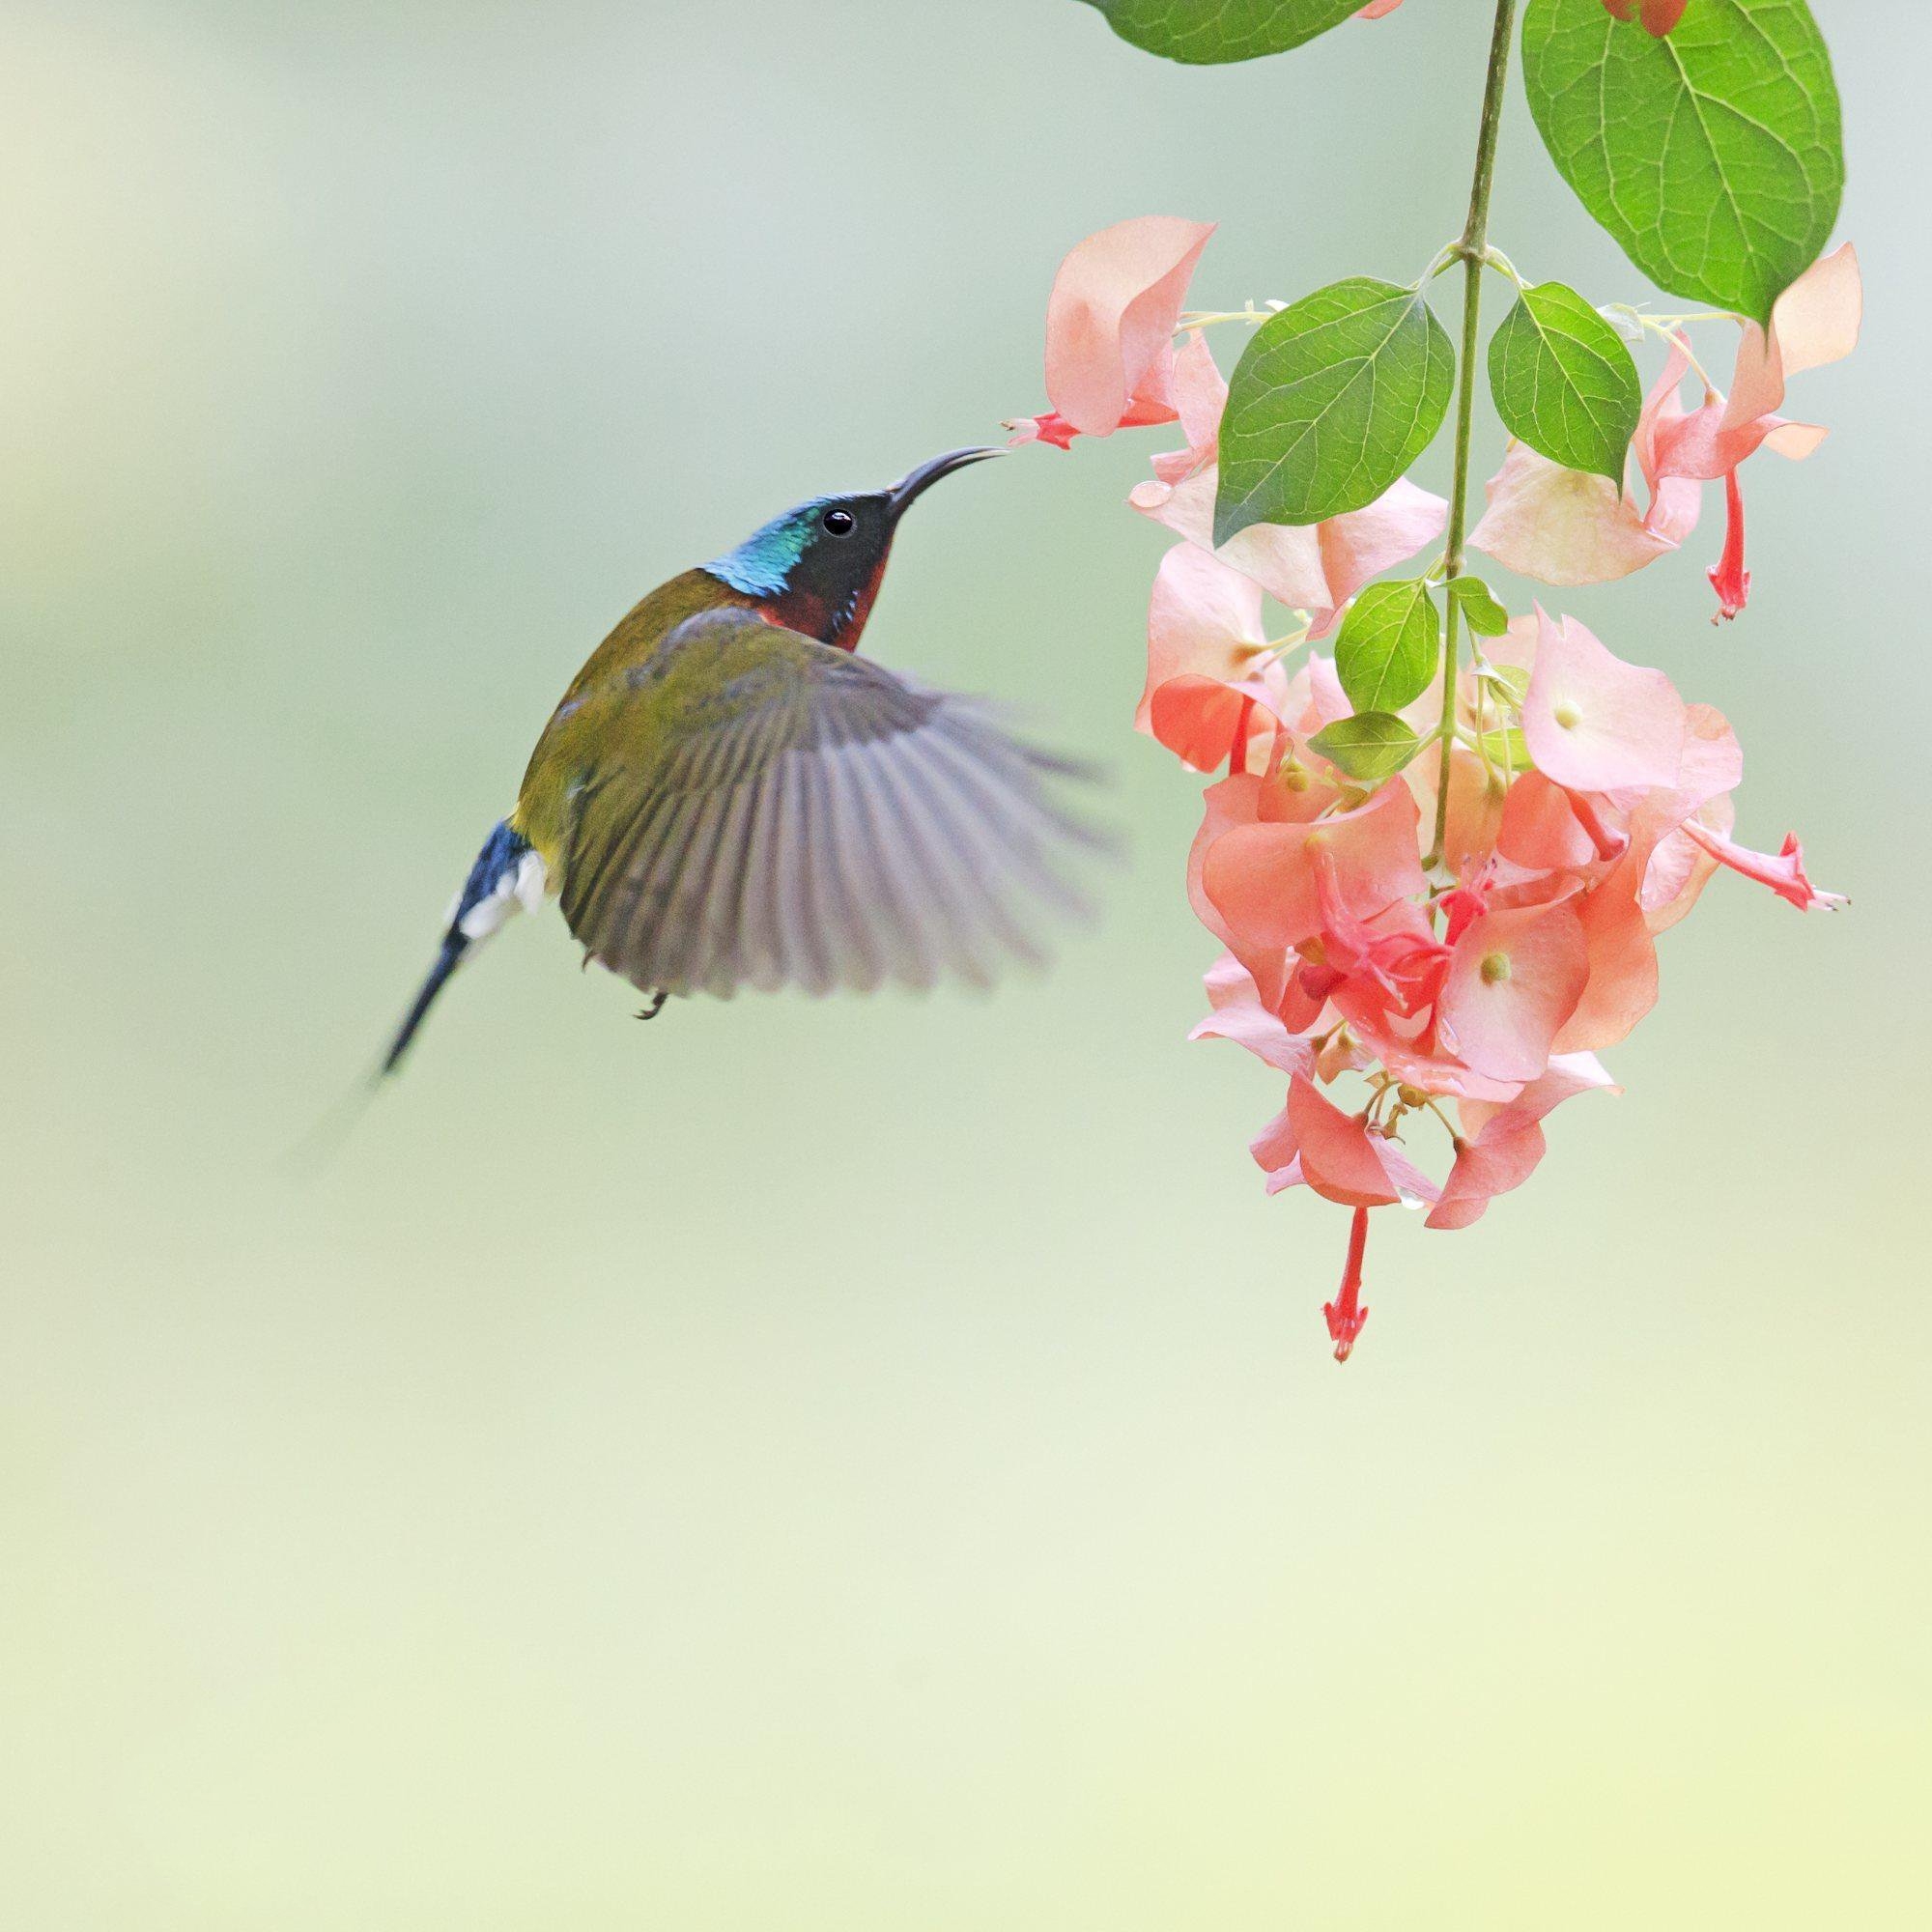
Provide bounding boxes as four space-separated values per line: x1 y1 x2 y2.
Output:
3 2 1926 1925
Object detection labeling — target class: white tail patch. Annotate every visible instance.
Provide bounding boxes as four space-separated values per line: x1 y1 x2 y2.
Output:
449 848 550 943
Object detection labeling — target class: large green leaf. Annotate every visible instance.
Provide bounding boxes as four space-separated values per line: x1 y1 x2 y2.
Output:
1488 281 1642 482
1521 0 1843 325
1078 0 1365 64
1307 712 1422 785
1214 277 1454 541
1335 580 1438 716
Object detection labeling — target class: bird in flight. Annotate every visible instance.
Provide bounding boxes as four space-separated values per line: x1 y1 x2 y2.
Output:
382 446 1099 1075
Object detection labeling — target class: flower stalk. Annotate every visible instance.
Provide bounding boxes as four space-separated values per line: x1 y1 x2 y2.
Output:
1426 0 1519 873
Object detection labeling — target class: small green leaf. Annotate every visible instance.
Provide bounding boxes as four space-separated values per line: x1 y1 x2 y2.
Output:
1479 726 1531 769
1335 580 1438 716
1521 0 1843 325
1308 712 1422 784
1078 0 1365 64
1447 576 1512 638
1488 281 1642 481
1215 278 1454 539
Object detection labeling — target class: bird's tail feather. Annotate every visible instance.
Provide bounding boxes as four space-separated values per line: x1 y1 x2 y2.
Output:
383 933 469 1076
378 819 546 1081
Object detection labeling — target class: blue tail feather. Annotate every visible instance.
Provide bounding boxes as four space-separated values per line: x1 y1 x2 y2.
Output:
383 933 469 1077
381 820 534 1078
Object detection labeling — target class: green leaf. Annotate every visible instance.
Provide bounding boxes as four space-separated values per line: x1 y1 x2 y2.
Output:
1521 0 1843 325
1078 0 1365 64
1308 712 1422 784
1488 281 1642 481
1215 277 1454 540
1479 726 1531 769
1335 580 1438 716
1447 576 1512 638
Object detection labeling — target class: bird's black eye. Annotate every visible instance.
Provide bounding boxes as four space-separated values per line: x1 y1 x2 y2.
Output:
821 507 857 537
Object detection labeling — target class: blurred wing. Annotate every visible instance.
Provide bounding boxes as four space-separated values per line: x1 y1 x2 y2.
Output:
558 609 1100 998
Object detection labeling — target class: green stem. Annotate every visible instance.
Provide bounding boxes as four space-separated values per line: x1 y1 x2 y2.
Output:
1424 0 1517 873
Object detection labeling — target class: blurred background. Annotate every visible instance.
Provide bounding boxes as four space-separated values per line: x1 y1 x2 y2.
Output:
3 2 1926 1925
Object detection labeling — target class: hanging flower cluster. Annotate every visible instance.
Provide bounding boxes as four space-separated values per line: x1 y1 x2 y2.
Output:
1006 202 1857 1359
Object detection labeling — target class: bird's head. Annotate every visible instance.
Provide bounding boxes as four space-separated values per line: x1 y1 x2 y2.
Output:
705 445 1002 651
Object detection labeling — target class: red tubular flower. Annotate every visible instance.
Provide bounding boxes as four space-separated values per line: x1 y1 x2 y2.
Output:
1707 469 1751 621
1324 1208 1372 1363
1015 397 1176 450
1679 822 1846 912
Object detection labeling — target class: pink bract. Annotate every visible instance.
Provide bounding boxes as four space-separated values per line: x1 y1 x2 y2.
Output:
1139 542 1284 772
1521 610 1687 795
1010 216 1215 445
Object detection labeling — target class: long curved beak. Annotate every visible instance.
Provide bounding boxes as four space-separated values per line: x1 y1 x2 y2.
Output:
886 445 1004 521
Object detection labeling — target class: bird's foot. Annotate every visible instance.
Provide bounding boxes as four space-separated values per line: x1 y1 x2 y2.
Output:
636 990 668 1022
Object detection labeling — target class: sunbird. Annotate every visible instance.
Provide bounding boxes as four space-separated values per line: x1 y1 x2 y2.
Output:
383 446 1095 1074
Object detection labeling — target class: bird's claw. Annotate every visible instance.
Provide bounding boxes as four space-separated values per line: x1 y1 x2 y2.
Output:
636 990 668 1022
